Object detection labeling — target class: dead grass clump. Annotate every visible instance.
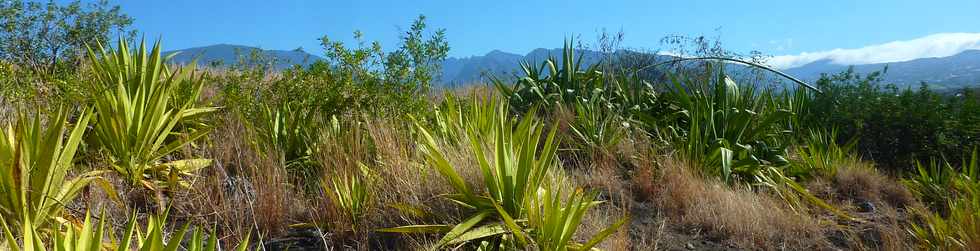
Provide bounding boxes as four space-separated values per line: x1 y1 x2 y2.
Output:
364 118 465 247
172 113 311 246
832 164 916 209
651 160 828 249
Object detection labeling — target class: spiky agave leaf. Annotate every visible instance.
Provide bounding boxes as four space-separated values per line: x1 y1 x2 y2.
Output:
85 38 216 191
0 108 104 233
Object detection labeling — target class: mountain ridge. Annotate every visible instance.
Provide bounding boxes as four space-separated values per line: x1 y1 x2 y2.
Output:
164 44 980 89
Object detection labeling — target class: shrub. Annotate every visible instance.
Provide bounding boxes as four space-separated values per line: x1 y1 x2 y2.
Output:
381 99 624 249
0 210 250 251
904 149 979 214
655 69 849 218
86 39 216 191
0 108 102 232
803 69 980 170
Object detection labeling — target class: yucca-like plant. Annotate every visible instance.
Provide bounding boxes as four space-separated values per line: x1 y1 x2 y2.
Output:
793 129 858 177
493 40 605 114
906 150 980 249
248 101 320 176
904 149 979 214
433 93 500 146
568 98 626 157
324 162 374 232
664 72 791 182
523 178 627 251
662 71 850 219
86 39 217 191
909 187 980 249
1 210 250 251
381 102 557 247
0 108 103 232
382 101 624 249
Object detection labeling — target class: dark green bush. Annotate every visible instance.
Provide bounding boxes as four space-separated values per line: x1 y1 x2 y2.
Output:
802 68 980 171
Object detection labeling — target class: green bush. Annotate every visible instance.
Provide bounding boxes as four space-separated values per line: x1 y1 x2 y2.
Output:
803 68 980 170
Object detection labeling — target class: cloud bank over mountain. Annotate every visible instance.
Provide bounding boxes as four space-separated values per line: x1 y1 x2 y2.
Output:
770 33 980 69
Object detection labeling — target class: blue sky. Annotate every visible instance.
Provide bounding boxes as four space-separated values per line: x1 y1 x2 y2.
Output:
114 0 980 67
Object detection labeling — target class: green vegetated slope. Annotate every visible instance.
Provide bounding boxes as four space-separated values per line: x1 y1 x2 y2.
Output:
3 2 980 250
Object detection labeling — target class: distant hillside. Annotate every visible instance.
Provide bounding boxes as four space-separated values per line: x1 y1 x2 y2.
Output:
167 44 980 90
439 48 614 86
783 50 980 90
165 44 323 70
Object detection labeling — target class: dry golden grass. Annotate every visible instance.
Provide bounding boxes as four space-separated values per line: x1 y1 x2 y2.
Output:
647 158 829 249
833 164 916 209
171 112 312 246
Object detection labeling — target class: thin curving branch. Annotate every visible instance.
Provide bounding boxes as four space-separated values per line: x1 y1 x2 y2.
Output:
635 56 822 94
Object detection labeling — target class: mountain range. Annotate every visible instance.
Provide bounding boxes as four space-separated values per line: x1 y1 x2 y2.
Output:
165 44 323 70
166 44 980 90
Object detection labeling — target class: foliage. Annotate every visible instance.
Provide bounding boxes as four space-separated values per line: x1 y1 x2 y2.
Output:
247 101 320 176
318 14 448 118
524 178 628 251
661 69 792 183
567 98 626 157
0 108 103 232
323 162 374 232
0 0 134 76
803 68 980 170
793 129 858 177
904 149 979 214
1 210 250 251
381 100 624 249
86 39 216 191
493 40 605 114
654 68 850 219
909 189 980 250
906 149 980 249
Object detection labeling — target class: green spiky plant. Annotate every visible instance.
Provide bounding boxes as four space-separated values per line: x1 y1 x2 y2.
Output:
381 100 624 249
492 40 606 115
905 149 980 249
523 177 628 251
793 128 858 178
1 209 250 251
660 69 850 219
85 39 217 191
908 188 980 249
248 101 320 177
0 108 104 233
905 149 979 214
324 162 374 232
433 92 500 146
567 98 626 158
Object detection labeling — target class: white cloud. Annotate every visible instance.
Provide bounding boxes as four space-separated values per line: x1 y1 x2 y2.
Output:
769 33 980 69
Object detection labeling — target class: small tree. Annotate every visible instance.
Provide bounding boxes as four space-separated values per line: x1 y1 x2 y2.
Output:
0 0 134 76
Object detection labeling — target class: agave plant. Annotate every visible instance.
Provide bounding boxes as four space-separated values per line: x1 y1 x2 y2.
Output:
493 40 606 114
433 93 501 146
904 149 979 214
247 101 320 176
567 97 626 158
523 178 628 251
381 100 624 249
909 186 980 249
0 108 104 232
793 129 858 178
86 39 217 191
660 70 850 218
323 162 375 232
906 149 980 249
1 209 250 251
